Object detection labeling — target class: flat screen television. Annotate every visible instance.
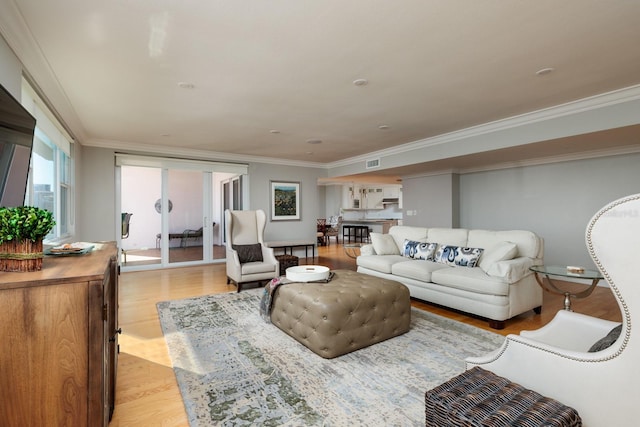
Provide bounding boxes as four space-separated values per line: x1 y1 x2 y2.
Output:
0 83 36 208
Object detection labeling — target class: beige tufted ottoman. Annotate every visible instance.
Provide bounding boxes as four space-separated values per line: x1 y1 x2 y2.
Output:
270 269 411 358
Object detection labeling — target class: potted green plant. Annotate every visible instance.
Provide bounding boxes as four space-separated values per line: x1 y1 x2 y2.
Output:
0 206 56 272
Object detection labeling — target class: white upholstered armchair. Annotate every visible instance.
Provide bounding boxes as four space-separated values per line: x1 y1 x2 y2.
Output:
466 194 638 426
225 209 279 292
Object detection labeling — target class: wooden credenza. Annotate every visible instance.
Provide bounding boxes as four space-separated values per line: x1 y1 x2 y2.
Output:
0 242 119 427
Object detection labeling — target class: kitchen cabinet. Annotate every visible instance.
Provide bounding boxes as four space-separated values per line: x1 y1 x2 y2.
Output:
363 187 384 209
343 184 386 209
343 184 361 209
383 185 401 199
0 242 119 427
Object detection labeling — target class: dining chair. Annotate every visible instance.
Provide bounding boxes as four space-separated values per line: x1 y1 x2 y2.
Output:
316 218 328 246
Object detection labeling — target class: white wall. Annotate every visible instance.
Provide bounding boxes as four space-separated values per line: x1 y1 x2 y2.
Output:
459 153 640 269
76 146 117 241
402 172 459 227
324 184 342 219
0 36 22 98
246 162 327 247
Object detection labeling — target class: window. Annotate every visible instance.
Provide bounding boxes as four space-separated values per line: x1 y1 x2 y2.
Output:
21 79 74 242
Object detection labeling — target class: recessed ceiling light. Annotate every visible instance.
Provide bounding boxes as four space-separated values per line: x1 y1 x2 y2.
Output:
378 125 390 130
535 68 555 76
161 133 171 137
270 130 280 134
306 139 322 144
178 82 195 89
306 151 314 155
353 79 368 86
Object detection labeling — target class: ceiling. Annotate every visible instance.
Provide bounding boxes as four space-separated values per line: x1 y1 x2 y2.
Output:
2 0 640 178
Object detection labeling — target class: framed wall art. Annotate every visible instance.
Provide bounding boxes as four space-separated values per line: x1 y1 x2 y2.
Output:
270 181 300 221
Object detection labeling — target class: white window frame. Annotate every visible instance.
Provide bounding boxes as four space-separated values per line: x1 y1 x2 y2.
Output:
21 78 75 244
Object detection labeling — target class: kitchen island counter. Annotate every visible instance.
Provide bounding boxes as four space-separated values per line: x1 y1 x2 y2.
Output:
342 219 398 235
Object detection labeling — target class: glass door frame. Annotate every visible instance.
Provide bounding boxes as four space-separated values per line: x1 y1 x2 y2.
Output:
116 154 248 272
221 174 248 244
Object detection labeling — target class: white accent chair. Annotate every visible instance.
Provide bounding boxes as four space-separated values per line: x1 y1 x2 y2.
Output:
225 209 279 292
467 194 638 426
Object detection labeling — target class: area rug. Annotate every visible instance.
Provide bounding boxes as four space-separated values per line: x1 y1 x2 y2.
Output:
157 288 504 426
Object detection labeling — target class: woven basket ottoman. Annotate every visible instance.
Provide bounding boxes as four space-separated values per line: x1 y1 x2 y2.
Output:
425 367 582 426
270 269 411 358
275 254 299 272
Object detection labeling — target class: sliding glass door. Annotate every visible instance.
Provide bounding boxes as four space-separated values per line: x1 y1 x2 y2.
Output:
116 155 247 271
120 165 162 267
167 169 204 265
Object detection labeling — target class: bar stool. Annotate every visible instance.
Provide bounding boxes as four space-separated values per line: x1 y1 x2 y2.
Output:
353 225 369 243
343 225 356 243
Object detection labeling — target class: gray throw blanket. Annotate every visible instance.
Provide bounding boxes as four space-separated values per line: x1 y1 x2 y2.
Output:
259 272 335 322
259 276 291 323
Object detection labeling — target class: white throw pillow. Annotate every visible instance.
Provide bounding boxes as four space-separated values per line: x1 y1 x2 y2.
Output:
370 233 400 255
479 241 518 273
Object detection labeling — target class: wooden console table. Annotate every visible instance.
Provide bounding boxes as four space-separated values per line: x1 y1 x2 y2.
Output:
0 242 119 426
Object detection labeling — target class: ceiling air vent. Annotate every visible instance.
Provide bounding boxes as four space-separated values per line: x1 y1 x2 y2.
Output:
366 158 380 169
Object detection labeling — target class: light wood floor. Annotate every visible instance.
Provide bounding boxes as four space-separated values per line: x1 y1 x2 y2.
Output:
109 242 621 426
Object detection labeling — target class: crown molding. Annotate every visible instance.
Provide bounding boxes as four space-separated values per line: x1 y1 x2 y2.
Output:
83 138 327 169
459 144 640 175
400 143 640 182
327 84 640 170
0 0 87 142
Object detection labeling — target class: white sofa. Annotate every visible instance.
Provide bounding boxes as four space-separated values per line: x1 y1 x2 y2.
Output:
356 226 544 329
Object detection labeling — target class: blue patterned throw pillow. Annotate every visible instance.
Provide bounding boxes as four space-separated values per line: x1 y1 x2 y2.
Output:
435 245 484 268
402 240 438 260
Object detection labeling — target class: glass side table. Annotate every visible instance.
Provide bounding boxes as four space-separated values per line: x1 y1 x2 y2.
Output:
529 265 603 311
343 243 363 259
